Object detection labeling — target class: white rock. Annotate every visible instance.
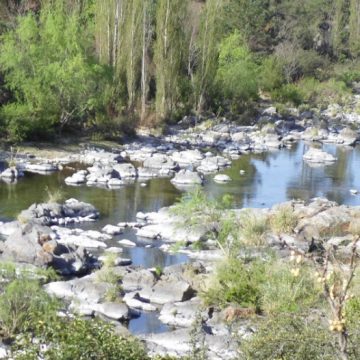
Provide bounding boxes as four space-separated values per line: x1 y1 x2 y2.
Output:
118 239 136 247
303 148 337 164
214 174 231 183
102 224 123 235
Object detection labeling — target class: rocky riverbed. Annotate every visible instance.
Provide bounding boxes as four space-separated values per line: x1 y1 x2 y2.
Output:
0 101 360 358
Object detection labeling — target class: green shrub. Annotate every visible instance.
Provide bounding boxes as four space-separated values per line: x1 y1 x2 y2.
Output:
0 279 59 338
270 83 304 106
202 258 265 310
241 314 337 360
14 318 148 360
269 204 298 234
259 56 284 92
260 261 321 315
238 210 268 247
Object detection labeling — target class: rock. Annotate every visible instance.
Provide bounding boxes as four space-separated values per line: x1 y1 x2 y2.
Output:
105 247 123 254
81 150 123 165
0 347 8 359
45 274 112 304
159 298 203 327
25 163 58 174
143 154 178 171
197 156 231 173
102 224 124 235
303 148 337 164
214 174 231 183
123 292 157 312
1 222 92 275
350 189 358 195
108 178 125 187
338 127 358 146
0 221 22 236
122 268 157 292
171 150 204 168
65 171 87 185
262 106 277 116
0 167 20 180
94 302 131 321
171 169 203 185
1 222 56 266
140 276 195 304
113 163 137 178
239 170 245 175
118 239 136 247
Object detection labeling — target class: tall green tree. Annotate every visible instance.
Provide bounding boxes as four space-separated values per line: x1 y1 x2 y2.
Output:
194 0 224 114
154 0 188 122
349 0 360 58
0 0 108 140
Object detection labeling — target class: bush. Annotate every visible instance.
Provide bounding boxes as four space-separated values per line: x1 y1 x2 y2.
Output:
269 204 298 234
259 56 284 92
270 83 304 106
14 318 148 360
238 210 268 247
202 258 265 310
0 279 59 339
216 31 259 111
260 261 321 315
241 314 337 360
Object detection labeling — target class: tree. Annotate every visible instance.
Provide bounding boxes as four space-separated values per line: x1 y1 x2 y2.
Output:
194 0 224 114
0 0 108 141
349 0 360 58
215 31 259 111
154 0 188 122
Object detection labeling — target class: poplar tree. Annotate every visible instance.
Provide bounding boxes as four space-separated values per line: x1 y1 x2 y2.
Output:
154 0 188 122
195 0 223 114
349 0 360 58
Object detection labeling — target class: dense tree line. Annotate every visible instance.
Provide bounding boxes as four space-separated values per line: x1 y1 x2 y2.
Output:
0 0 360 141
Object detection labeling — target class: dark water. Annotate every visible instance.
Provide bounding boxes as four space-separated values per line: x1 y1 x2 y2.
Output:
1 141 360 334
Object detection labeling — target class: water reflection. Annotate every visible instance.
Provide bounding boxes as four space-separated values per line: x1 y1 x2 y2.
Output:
1 142 360 222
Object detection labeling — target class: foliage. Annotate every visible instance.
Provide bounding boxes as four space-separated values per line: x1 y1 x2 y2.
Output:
270 83 304 106
216 31 259 111
44 185 63 204
0 279 59 339
269 204 298 235
14 318 148 360
202 258 265 310
238 210 268 247
0 1 110 141
260 261 321 315
241 314 337 360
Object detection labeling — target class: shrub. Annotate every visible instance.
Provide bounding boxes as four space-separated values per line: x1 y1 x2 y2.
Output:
0 279 59 338
14 318 149 360
260 261 321 315
270 83 304 106
259 56 284 92
238 210 268 247
202 258 265 310
269 204 298 234
241 314 337 360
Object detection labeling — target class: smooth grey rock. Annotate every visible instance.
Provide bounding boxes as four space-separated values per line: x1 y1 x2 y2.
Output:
171 169 203 185
214 174 231 183
303 148 337 163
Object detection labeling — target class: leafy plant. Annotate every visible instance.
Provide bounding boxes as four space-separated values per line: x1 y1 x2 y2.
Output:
269 204 298 235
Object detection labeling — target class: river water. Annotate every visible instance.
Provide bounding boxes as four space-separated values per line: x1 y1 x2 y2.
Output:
0 141 360 333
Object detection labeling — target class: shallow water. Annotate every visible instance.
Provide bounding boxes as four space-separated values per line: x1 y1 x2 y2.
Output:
1 141 360 334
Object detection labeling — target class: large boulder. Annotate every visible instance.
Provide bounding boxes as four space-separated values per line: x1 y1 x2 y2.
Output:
18 199 99 226
143 153 178 171
171 150 204 168
197 156 231 173
112 163 137 178
171 169 203 186
1 222 94 275
303 148 337 164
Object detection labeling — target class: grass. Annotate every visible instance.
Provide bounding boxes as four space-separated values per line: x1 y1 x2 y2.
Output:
238 210 268 247
44 185 64 204
269 204 298 235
